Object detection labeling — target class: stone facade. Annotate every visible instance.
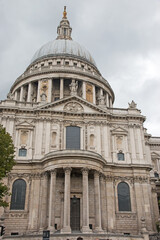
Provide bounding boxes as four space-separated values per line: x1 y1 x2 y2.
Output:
0 7 160 240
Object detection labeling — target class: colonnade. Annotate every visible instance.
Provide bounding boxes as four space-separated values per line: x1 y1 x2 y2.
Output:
39 167 107 233
12 78 113 107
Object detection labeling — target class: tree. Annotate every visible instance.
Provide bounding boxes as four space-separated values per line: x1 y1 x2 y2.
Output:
0 125 15 207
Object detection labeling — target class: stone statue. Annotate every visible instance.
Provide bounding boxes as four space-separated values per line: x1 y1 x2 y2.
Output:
7 91 14 100
98 95 105 106
69 79 78 96
128 100 137 109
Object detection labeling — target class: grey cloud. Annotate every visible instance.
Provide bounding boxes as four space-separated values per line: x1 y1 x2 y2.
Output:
0 0 160 136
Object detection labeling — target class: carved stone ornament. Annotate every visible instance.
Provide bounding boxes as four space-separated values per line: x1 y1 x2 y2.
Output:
116 213 137 220
64 102 84 113
81 167 89 175
128 100 137 109
64 167 72 175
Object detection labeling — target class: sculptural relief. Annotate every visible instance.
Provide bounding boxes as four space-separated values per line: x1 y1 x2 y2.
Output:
64 102 83 113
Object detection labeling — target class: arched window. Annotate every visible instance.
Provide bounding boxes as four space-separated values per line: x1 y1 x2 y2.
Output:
10 179 26 210
154 172 159 178
66 126 80 150
118 182 131 211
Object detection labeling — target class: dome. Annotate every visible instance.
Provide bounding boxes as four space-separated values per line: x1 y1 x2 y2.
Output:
31 39 96 66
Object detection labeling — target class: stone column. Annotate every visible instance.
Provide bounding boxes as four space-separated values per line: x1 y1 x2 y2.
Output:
141 180 153 231
39 172 48 231
37 80 41 102
100 174 107 231
93 85 96 104
81 168 91 233
27 83 32 102
109 97 112 107
48 79 52 102
105 177 115 232
106 93 109 107
20 86 24 101
14 91 18 101
61 167 72 233
82 81 86 99
134 179 144 233
48 169 57 232
94 171 103 232
60 78 64 99
100 88 103 96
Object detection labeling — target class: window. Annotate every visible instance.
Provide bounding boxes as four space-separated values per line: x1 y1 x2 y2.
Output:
66 126 80 150
10 179 26 210
19 148 27 157
154 172 159 178
57 61 61 65
118 152 125 161
118 182 131 211
54 97 60 101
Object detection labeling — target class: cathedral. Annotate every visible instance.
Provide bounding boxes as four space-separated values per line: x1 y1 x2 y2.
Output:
0 7 160 240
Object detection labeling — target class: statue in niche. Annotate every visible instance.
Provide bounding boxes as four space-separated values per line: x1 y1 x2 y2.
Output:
128 100 137 109
98 95 105 106
69 79 78 96
41 93 47 102
31 87 37 102
23 89 28 101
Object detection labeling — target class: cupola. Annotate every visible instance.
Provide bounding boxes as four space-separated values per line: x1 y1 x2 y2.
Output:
57 6 72 40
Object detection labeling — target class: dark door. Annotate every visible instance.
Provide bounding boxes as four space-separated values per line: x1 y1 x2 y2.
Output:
70 197 80 231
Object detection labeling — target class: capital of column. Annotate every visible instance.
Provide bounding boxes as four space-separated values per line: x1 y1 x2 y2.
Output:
50 169 57 176
81 167 89 176
64 167 72 175
94 170 100 178
41 171 49 179
100 173 106 182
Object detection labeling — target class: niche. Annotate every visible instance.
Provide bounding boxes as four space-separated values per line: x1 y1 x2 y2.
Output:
90 134 95 149
51 132 57 148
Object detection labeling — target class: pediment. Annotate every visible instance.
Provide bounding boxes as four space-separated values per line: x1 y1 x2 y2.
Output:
111 126 128 135
36 96 107 115
16 121 34 130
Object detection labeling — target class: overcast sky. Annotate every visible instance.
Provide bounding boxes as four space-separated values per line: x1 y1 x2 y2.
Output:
0 0 160 136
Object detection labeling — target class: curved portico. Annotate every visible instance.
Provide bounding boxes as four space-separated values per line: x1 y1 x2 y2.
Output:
38 166 105 234
36 150 106 233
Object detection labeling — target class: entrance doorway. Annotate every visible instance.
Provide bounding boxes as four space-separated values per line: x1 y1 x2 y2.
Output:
70 196 80 231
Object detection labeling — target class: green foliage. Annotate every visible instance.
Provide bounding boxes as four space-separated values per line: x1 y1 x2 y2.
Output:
0 124 15 207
